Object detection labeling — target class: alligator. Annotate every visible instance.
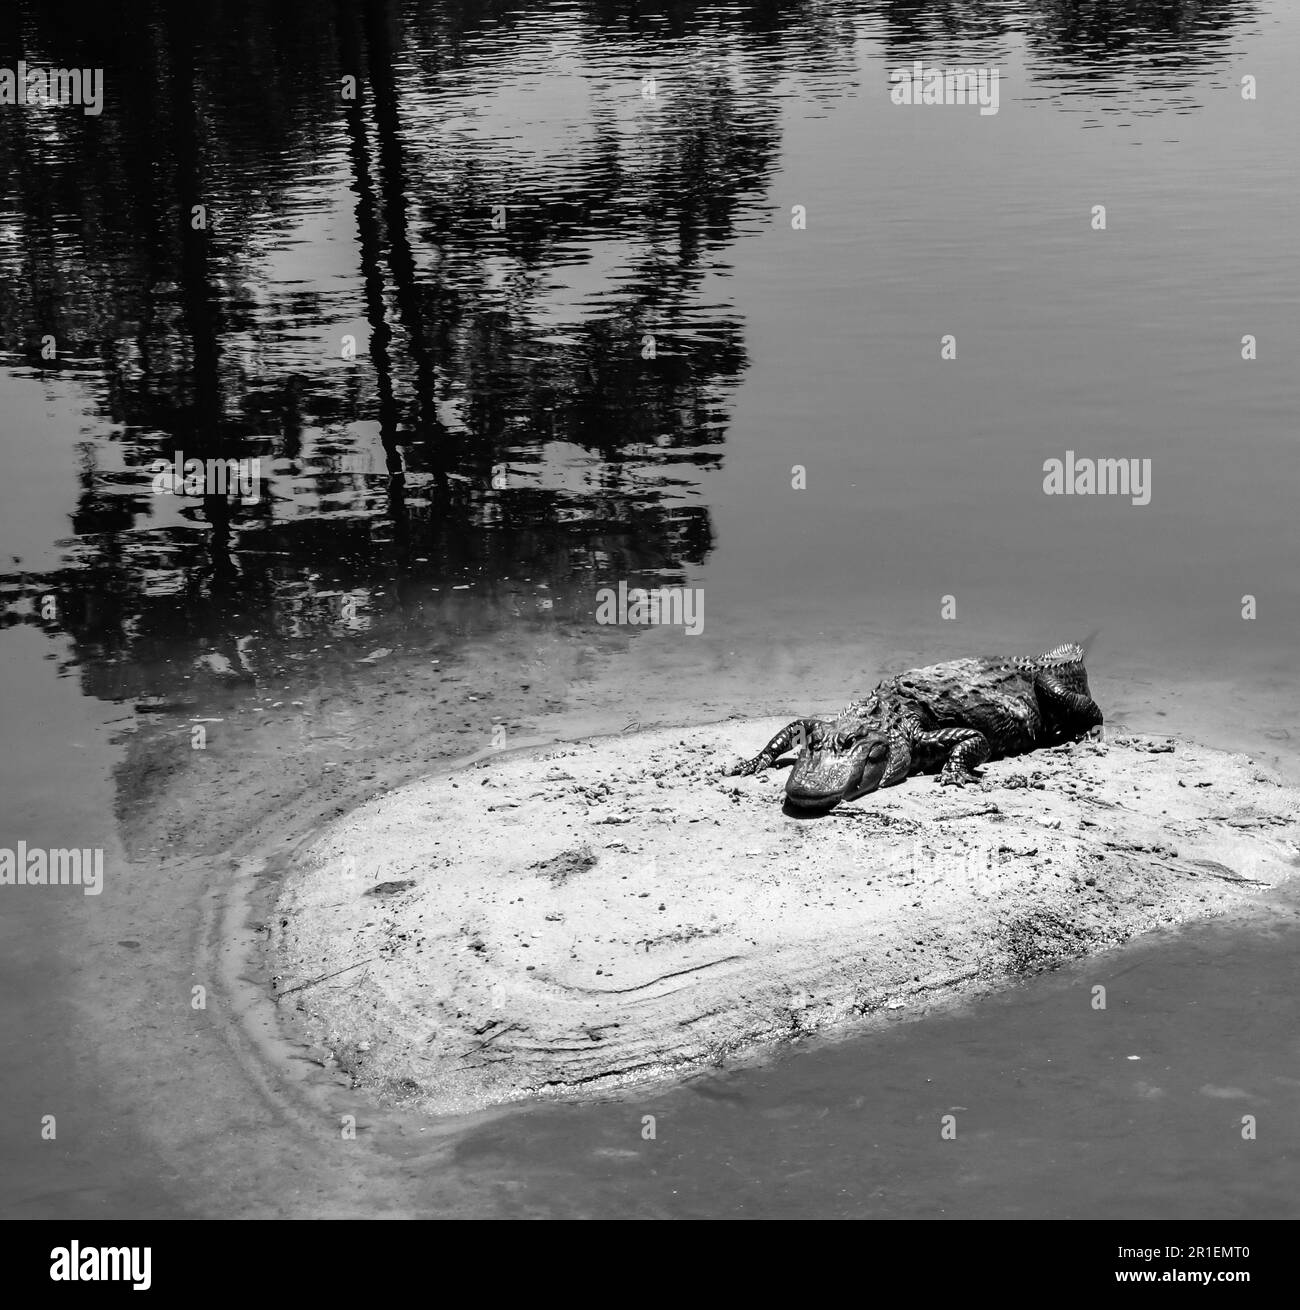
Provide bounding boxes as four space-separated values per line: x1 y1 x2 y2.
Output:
724 643 1103 813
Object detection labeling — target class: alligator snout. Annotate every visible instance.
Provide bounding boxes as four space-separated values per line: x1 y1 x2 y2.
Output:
784 736 892 812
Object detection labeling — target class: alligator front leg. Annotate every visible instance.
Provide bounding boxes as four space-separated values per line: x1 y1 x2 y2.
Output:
913 727 991 787
724 718 831 777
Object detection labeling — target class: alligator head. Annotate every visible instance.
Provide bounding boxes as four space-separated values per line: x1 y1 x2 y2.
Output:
784 715 910 813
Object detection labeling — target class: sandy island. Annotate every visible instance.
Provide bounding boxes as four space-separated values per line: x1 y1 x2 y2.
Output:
270 725 1300 1115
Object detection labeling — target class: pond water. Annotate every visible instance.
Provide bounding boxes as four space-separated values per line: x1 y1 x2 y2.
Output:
0 0 1296 1218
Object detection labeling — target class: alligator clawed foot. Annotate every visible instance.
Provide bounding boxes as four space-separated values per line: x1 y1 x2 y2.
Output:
724 754 770 778
938 769 983 788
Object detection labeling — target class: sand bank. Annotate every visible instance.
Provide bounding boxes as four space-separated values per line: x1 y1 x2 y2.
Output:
271 725 1300 1114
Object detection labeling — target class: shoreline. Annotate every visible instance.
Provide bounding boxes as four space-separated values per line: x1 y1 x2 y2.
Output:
270 724 1300 1116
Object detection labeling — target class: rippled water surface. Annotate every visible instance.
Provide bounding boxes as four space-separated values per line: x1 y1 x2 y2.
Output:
0 0 1296 1218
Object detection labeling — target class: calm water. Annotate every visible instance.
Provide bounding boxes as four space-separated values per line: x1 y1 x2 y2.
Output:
1 0 1296 1218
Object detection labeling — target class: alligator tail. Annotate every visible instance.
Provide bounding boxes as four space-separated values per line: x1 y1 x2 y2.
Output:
1038 629 1100 667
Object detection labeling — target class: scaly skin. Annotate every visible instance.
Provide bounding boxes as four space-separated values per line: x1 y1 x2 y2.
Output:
725 643 1103 813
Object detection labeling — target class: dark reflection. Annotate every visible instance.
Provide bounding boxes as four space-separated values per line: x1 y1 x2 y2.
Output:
874 0 1257 79
1024 0 1257 65
0 0 1261 704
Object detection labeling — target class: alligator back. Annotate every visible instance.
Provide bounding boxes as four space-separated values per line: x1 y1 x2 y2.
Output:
872 645 1098 760
875 655 1034 725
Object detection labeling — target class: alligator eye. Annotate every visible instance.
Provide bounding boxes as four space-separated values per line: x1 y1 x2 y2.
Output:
867 741 889 762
